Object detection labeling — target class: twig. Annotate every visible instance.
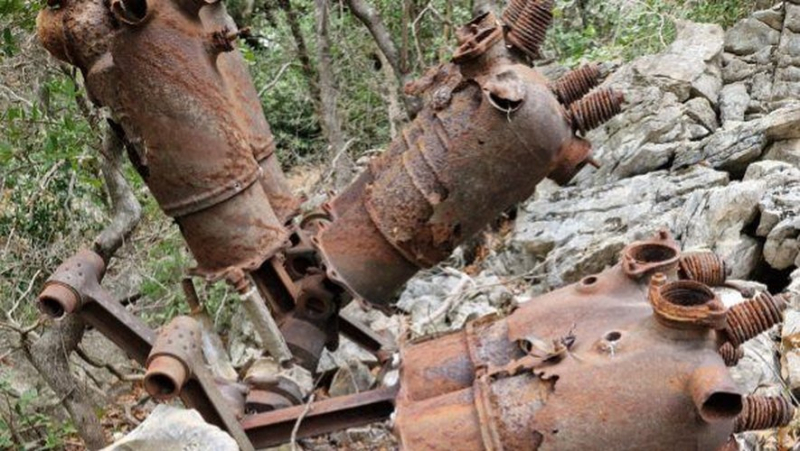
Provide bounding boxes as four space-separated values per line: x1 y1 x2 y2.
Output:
258 62 295 96
75 345 140 382
290 393 316 451
7 269 42 323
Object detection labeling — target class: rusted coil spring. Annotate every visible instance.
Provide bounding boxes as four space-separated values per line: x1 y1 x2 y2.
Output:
503 0 554 60
724 292 787 348
551 64 602 106
501 0 526 24
569 88 625 135
679 252 727 287
734 396 795 433
718 342 744 367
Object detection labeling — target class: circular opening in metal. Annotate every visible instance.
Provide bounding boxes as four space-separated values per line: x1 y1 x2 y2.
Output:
38 296 65 319
661 282 715 307
630 243 677 264
604 331 622 342
304 297 328 316
145 373 177 398
701 392 742 422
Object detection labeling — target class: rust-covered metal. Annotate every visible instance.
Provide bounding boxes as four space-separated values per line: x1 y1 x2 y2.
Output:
551 63 603 107
680 251 729 287
394 234 761 450
36 0 297 279
36 251 254 450
719 342 744 367
734 396 795 433
723 292 787 348
38 0 794 448
317 9 622 305
502 0 555 60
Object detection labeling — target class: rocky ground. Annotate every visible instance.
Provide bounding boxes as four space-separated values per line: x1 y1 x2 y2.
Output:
325 2 800 450
5 2 800 450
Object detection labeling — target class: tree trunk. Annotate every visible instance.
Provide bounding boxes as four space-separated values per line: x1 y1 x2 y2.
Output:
24 125 142 450
276 0 321 104
314 0 352 187
24 317 106 450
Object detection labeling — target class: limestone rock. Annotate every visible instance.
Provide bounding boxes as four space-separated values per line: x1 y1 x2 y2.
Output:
764 139 800 167
720 82 750 123
725 18 781 56
102 405 238 451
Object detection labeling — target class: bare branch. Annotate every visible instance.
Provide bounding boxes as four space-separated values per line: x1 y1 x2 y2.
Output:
93 124 143 263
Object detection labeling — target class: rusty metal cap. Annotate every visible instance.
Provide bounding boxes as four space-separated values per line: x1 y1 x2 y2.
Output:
649 275 727 330
621 233 680 279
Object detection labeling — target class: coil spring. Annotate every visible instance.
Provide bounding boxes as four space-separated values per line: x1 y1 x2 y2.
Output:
679 252 727 287
502 0 527 25
552 63 603 106
718 342 744 367
724 292 787 348
504 0 554 60
569 88 625 135
734 396 795 433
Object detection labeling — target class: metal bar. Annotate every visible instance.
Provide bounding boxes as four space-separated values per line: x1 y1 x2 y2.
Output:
241 386 398 448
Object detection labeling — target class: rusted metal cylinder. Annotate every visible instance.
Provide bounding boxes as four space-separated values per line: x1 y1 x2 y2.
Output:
680 251 728 286
719 342 744 367
396 235 740 450
734 396 795 433
503 0 555 60
551 63 603 106
37 249 106 319
569 88 625 134
36 0 290 279
724 292 787 347
144 316 201 401
320 41 579 305
145 355 188 400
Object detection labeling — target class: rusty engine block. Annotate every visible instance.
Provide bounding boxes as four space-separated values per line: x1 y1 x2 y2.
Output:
34 0 795 449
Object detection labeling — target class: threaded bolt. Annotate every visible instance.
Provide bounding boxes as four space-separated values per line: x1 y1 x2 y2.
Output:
734 396 795 433
569 88 625 135
551 63 603 107
724 292 787 347
718 342 744 367
504 0 555 60
679 251 728 287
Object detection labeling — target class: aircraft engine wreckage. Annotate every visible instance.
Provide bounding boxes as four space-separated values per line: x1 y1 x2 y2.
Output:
35 0 796 448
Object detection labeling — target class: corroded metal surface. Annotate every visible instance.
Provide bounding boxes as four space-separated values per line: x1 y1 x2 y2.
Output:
734 396 795 433
723 292 787 347
37 0 297 278
318 10 622 305
680 251 729 287
551 63 603 107
37 0 791 448
394 234 771 450
36 251 253 450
